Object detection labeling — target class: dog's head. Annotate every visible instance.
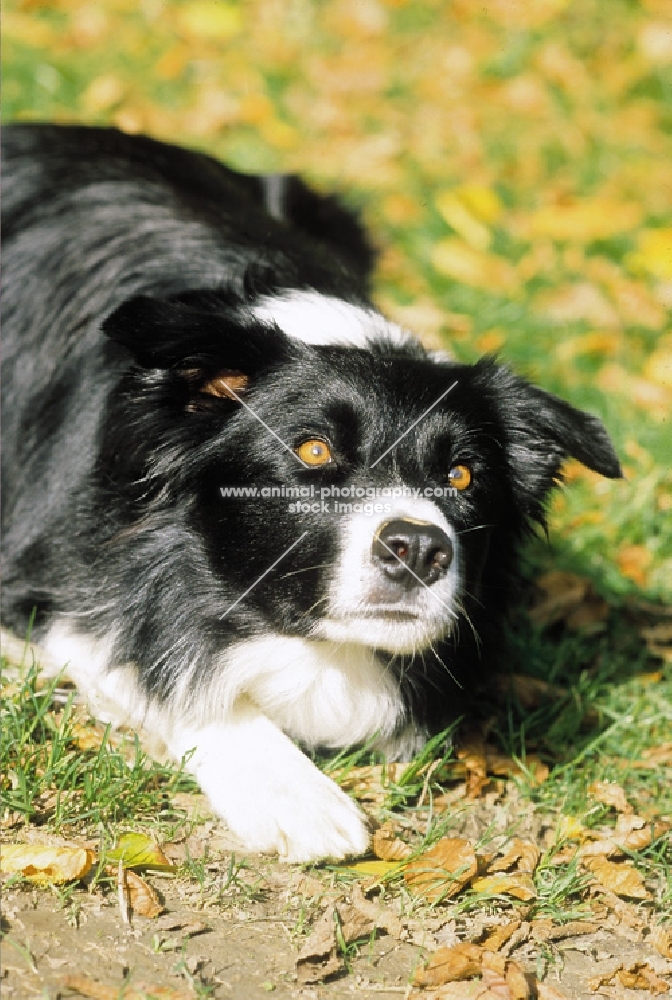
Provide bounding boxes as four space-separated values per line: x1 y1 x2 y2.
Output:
103 289 621 656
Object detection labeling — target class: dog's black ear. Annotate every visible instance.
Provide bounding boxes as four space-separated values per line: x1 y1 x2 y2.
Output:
478 359 622 515
103 293 288 370
103 293 294 409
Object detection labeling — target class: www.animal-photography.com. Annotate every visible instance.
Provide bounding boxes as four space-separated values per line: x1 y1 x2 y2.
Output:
1 3 671 998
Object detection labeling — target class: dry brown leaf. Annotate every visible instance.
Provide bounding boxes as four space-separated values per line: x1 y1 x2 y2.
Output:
471 872 536 901
333 762 407 804
642 624 672 663
458 733 489 799
538 282 620 327
528 571 608 630
404 837 478 902
619 962 671 993
372 823 412 861
296 890 397 984
1 843 94 884
504 959 532 1000
482 919 522 952
588 966 622 991
599 891 649 932
480 949 506 978
531 920 597 942
488 752 550 785
640 743 672 767
493 674 567 710
588 780 633 814
476 951 533 1000
413 941 483 986
598 364 671 422
63 974 193 1000
536 984 571 1000
650 924 672 959
296 908 345 984
578 818 671 858
582 856 649 899
487 839 541 875
124 870 163 918
589 962 670 994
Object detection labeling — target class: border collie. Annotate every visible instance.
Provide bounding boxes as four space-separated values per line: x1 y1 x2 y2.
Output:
1 125 621 861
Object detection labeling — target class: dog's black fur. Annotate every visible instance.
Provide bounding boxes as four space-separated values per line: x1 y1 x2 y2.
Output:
1 125 621 859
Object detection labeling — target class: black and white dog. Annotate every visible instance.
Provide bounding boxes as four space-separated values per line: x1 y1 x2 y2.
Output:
1 125 621 860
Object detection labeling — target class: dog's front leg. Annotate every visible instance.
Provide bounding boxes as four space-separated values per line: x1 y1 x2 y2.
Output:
169 699 370 862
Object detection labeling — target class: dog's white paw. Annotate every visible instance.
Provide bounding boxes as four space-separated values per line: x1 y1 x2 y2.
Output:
170 708 370 863
222 759 370 862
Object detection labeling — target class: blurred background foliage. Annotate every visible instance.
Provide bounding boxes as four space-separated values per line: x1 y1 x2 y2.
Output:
3 0 672 599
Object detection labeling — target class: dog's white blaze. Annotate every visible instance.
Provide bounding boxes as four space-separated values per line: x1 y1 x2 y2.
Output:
42 623 403 860
251 290 412 348
322 494 460 653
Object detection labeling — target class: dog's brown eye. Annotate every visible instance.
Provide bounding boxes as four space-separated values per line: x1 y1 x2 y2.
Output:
296 439 332 467
448 464 472 490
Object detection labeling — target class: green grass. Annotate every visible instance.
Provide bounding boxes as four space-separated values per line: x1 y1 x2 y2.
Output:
0 657 195 833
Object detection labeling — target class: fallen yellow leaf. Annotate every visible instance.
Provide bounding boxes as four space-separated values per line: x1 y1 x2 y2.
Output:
643 348 672 389
526 198 642 242
555 331 621 362
106 832 172 869
80 75 125 114
557 815 587 841
615 544 653 587
457 185 503 224
343 860 403 879
475 328 506 353
175 2 242 41
436 191 492 250
471 871 537 901
431 239 518 295
1 844 94 884
626 227 672 280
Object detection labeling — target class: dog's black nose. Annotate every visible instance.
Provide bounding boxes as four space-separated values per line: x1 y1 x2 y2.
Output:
372 519 453 588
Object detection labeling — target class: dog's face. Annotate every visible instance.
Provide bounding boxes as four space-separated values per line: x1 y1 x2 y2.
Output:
103 290 621 657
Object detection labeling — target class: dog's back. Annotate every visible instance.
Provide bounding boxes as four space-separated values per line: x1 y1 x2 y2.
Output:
1 124 373 634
